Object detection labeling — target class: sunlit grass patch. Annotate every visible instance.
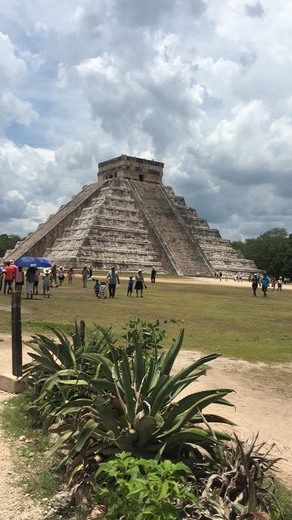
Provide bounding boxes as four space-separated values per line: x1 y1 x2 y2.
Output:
1 278 292 364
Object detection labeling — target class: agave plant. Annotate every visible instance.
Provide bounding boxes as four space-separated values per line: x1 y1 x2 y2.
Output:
21 322 117 428
191 434 283 520
49 327 235 502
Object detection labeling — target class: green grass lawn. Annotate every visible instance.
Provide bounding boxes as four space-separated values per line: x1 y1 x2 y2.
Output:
1 276 292 364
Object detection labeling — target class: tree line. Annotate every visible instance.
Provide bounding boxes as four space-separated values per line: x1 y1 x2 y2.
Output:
232 227 292 279
0 234 22 258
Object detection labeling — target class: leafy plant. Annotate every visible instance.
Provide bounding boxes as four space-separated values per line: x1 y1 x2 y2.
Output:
121 317 167 358
93 451 197 519
21 322 116 428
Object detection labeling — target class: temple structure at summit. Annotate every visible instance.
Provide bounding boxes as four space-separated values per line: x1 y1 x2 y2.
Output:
5 155 257 276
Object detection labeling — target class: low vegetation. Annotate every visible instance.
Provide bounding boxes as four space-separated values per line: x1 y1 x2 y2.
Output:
14 319 285 519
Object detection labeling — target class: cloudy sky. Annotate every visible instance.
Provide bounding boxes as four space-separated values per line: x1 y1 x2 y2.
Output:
1 0 292 242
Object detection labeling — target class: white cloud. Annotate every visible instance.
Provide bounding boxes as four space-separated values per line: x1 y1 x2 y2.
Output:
0 0 292 241
0 32 27 86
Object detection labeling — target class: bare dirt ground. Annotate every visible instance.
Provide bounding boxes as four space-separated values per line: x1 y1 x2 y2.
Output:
174 351 292 490
0 276 291 518
0 391 44 520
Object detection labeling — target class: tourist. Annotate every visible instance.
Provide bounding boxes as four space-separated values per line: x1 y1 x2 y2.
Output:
89 265 93 278
99 281 107 298
26 267 37 299
94 279 100 298
15 266 24 293
67 267 74 283
42 268 51 298
107 266 120 298
271 278 276 291
3 261 15 294
0 265 3 291
82 265 89 287
58 266 65 286
135 269 146 298
251 273 258 297
151 267 157 283
277 276 283 292
127 275 134 296
50 264 57 287
261 272 270 297
33 268 40 294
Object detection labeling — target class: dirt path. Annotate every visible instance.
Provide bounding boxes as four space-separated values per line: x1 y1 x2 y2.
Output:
0 391 44 520
174 351 292 490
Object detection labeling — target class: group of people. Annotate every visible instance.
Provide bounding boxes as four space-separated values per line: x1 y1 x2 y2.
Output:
93 266 150 299
0 261 76 299
0 262 46 299
0 262 157 300
251 272 283 297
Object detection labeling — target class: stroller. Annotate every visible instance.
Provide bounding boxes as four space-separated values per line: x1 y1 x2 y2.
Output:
99 281 108 298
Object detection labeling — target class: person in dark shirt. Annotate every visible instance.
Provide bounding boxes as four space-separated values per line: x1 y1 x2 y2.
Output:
26 267 36 299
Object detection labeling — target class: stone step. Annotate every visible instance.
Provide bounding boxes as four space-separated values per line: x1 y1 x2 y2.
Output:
131 181 213 276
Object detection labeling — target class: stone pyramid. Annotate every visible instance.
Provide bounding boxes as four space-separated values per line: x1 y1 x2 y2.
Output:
5 155 257 276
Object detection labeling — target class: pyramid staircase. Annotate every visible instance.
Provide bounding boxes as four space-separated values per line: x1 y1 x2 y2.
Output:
43 179 163 272
163 186 257 275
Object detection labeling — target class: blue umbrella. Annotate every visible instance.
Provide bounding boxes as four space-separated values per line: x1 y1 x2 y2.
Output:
14 256 52 268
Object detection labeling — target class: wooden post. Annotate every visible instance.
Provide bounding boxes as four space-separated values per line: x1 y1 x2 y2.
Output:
12 291 22 377
79 320 85 346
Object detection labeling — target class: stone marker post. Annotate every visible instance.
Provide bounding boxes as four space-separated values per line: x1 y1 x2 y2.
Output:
12 291 22 377
79 320 85 346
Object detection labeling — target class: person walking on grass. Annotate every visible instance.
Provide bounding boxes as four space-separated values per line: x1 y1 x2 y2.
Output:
3 261 15 294
58 266 65 286
50 264 57 287
15 266 24 293
135 269 146 298
94 279 100 298
42 268 51 298
82 265 89 287
67 266 74 284
261 272 270 297
33 268 40 294
277 276 283 292
127 275 134 296
251 273 259 297
26 267 36 299
107 266 120 298
0 265 3 292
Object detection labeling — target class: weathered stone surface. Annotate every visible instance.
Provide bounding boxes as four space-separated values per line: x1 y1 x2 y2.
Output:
5 155 257 276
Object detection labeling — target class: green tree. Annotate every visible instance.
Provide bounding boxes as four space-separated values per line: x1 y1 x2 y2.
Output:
232 228 290 276
0 234 22 257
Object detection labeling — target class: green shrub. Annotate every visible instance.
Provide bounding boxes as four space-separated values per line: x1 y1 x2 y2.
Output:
94 451 197 519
